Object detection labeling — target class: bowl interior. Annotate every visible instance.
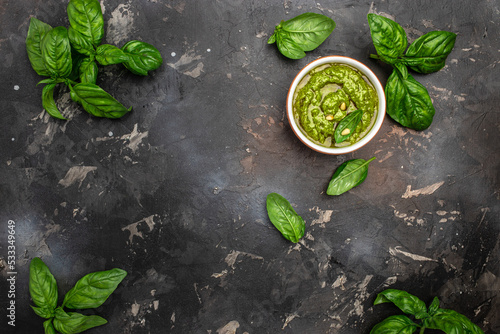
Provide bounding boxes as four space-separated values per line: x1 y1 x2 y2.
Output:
287 56 386 155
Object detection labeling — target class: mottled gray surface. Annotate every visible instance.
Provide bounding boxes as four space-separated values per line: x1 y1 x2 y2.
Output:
0 0 499 333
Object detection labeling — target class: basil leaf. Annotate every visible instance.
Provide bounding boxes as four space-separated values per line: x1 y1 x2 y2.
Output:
68 26 95 56
267 33 276 44
428 296 440 316
96 44 129 65
385 68 435 130
373 289 428 317
121 40 163 75
26 17 53 76
367 13 407 64
53 307 107 334
369 315 418 334
334 109 363 143
69 83 132 118
31 305 55 319
279 12 336 52
62 268 127 309
276 32 306 60
78 58 98 84
327 157 376 196
266 193 305 243
393 61 408 80
42 83 67 120
40 27 73 78
43 319 57 334
424 309 484 334
403 31 457 73
67 0 104 48
29 257 58 313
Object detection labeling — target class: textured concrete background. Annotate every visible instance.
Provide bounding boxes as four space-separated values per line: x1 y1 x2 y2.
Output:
0 0 499 333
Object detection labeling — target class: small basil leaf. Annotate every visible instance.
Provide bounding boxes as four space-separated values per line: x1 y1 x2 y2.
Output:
279 12 336 52
121 40 163 75
385 68 435 130
334 109 363 143
326 157 376 196
266 193 305 243
62 268 127 309
40 27 73 78
369 315 418 334
69 83 132 119
29 257 58 313
53 307 107 334
267 33 276 44
78 58 98 84
67 0 104 48
367 13 407 63
26 17 53 76
404 31 457 73
42 83 67 120
428 296 440 316
276 32 306 60
43 319 57 334
96 44 129 65
68 26 95 56
373 289 428 317
31 305 55 319
393 61 408 80
424 309 484 334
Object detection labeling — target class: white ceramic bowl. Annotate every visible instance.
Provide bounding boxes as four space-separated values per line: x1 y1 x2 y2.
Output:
286 56 386 155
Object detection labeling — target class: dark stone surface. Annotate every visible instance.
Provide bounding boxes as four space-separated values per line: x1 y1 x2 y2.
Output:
1 0 499 333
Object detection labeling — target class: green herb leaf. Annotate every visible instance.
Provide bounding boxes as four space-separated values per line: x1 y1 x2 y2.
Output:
267 33 276 44
53 307 107 334
26 17 53 76
334 109 363 143
69 83 131 118
369 315 418 334
403 31 457 73
62 268 127 309
68 26 95 56
326 157 376 196
31 305 55 319
428 296 440 316
43 319 57 334
67 0 104 48
78 58 98 84
424 309 484 334
121 40 163 75
42 83 67 120
40 27 73 78
367 13 407 64
29 257 58 314
276 32 306 60
96 44 129 65
385 68 435 130
266 193 305 243
373 289 428 317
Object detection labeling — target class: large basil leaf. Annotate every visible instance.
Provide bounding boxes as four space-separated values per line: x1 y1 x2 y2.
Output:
29 257 58 312
424 309 484 334
31 305 55 319
68 26 95 56
403 31 457 73
69 83 131 118
367 13 407 64
266 193 305 243
96 44 129 65
40 27 72 78
327 157 376 196
42 83 66 120
374 289 428 318
78 58 98 84
385 68 435 130
26 17 53 76
43 319 57 334
62 268 127 309
53 307 107 334
67 0 104 48
334 109 363 143
369 315 418 334
121 40 163 75
275 32 306 60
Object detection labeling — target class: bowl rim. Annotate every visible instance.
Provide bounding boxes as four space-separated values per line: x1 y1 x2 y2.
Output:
286 55 386 155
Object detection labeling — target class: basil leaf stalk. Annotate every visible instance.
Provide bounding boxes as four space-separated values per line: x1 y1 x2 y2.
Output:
26 18 53 76
266 193 305 243
268 12 335 59
327 157 376 196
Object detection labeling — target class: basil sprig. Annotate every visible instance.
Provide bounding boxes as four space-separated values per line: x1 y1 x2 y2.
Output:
367 14 456 130
25 0 163 120
268 12 336 59
266 193 305 243
327 157 376 196
370 289 484 333
29 257 127 334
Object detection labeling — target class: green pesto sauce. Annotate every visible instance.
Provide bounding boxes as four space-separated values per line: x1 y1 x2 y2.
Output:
293 64 378 147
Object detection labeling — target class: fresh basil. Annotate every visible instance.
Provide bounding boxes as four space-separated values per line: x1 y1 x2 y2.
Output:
78 58 98 84
29 257 58 313
26 18 53 76
367 13 407 64
369 315 418 334
96 44 129 65
62 268 127 309
374 289 428 318
385 69 435 130
268 12 335 59
334 109 363 143
424 309 484 334
403 31 457 73
121 40 163 75
69 83 132 118
266 193 305 243
40 27 73 79
42 83 66 120
327 157 376 196
53 307 107 334
68 26 95 56
67 0 104 48
44 319 57 334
